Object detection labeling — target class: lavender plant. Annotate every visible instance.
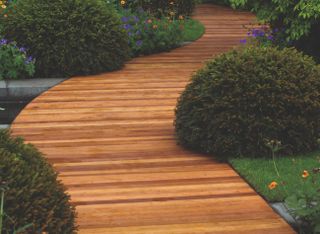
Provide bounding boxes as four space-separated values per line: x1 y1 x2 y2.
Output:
0 39 35 80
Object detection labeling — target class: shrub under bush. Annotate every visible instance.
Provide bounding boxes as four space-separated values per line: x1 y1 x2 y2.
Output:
0 130 76 233
1 0 129 78
175 46 320 159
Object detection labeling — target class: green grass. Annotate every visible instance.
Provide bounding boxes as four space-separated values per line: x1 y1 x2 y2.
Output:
182 19 205 42
229 151 320 202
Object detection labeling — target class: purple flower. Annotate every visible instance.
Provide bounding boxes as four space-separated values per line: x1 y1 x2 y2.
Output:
25 56 34 64
136 40 142 47
123 24 132 30
267 35 273 40
0 39 8 45
121 16 129 23
19 47 27 53
240 39 247 44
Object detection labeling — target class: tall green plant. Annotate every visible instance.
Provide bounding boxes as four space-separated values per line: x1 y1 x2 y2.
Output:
230 0 320 42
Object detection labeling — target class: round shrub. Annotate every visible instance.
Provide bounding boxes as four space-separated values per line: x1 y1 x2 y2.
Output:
0 130 76 233
2 0 129 77
175 46 320 159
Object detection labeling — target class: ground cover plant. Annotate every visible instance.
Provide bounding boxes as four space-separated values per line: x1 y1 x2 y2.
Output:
230 151 320 202
230 149 320 234
181 19 205 42
0 130 76 233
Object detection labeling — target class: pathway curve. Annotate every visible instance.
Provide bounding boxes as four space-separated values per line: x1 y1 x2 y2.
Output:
11 4 294 234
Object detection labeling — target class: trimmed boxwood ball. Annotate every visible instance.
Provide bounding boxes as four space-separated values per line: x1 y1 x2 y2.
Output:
175 46 320 159
2 0 129 78
0 130 76 233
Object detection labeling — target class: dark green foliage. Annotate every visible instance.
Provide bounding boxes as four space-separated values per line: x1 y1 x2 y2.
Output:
0 130 76 233
202 0 231 7
294 22 320 63
175 46 320 160
2 0 129 78
118 0 197 17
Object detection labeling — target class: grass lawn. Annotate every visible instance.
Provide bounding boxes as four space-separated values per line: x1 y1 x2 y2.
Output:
229 151 320 202
182 19 205 42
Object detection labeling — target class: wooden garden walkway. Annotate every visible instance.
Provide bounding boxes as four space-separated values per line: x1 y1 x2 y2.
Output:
11 4 294 234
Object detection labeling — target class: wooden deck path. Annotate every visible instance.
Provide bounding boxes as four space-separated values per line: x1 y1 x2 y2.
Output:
11 4 295 234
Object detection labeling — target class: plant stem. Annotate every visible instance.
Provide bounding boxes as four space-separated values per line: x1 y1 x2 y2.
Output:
272 151 281 177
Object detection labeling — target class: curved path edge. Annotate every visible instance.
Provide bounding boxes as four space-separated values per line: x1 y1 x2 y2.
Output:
11 4 295 234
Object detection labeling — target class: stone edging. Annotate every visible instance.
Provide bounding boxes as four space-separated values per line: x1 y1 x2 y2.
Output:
0 78 67 100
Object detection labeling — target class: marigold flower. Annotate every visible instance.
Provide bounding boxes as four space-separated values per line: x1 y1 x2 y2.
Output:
152 24 158 29
120 0 126 6
302 170 309 178
268 181 278 190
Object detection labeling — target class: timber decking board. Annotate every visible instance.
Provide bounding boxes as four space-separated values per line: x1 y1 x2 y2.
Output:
11 4 295 234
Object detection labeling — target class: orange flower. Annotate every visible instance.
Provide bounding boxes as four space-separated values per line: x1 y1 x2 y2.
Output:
120 0 126 6
268 181 278 190
179 15 184 20
302 170 309 178
152 24 158 29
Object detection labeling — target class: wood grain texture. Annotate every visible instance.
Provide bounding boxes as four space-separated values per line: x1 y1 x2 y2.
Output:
11 4 295 234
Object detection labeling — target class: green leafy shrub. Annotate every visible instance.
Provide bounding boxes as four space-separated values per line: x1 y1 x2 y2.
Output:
111 0 197 17
175 46 320 159
0 130 76 233
1 0 129 78
0 39 35 80
230 0 320 61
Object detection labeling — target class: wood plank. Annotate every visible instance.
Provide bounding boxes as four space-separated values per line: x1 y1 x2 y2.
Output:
10 4 295 234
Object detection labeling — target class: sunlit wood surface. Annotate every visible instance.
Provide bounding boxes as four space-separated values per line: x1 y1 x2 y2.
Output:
11 4 295 234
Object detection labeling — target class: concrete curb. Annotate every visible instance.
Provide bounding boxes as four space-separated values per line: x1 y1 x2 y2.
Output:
0 124 10 129
0 78 67 100
271 202 297 229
